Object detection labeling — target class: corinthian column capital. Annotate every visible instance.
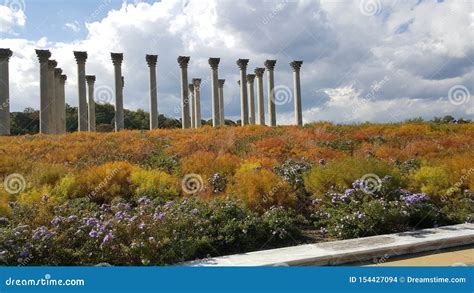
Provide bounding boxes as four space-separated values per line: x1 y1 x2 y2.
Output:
111 53 123 66
208 57 220 70
54 68 62 77
48 60 57 69
254 67 265 77
218 79 225 88
236 58 249 70
177 56 190 68
246 74 255 83
86 75 96 84
146 54 158 67
264 60 276 70
290 60 303 72
192 78 201 89
0 49 13 61
74 51 88 64
35 49 51 63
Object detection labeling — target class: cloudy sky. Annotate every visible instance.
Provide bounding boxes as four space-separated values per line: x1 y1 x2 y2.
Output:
0 0 473 124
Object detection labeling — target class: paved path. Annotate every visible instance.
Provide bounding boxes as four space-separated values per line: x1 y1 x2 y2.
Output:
365 246 474 266
185 223 474 266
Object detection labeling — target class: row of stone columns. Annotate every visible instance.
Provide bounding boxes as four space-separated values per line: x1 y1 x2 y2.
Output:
0 48 304 135
234 60 303 127
35 49 68 134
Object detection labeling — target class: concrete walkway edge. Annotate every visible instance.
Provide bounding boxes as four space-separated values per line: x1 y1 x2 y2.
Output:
184 223 474 266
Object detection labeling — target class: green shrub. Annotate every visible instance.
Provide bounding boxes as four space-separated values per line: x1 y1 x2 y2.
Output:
411 166 451 198
304 157 403 198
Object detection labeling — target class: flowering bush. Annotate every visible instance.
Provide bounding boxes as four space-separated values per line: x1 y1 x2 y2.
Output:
0 197 301 266
311 176 443 239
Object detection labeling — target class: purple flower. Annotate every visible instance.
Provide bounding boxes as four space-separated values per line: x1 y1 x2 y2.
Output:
0 217 9 225
401 192 429 205
67 215 78 222
86 218 97 226
32 226 53 241
153 213 165 220
19 249 29 257
115 211 127 219
101 232 113 246
137 197 150 205
51 216 62 226
138 223 146 229
89 230 99 238
319 159 326 165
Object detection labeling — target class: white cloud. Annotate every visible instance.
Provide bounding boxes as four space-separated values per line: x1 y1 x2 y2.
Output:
0 5 25 33
1 0 473 124
64 21 81 33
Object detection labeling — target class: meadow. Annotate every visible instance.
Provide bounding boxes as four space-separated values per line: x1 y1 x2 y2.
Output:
0 121 473 265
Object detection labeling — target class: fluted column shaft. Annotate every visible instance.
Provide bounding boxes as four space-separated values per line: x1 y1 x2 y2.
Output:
54 68 62 134
192 78 201 128
218 79 225 126
47 60 57 134
177 56 191 129
111 53 124 131
86 75 96 132
290 61 303 126
246 74 256 125
189 83 195 128
209 58 220 127
0 49 12 135
254 68 265 125
36 49 51 134
59 75 67 133
265 60 277 126
237 59 249 126
74 51 88 131
146 55 158 130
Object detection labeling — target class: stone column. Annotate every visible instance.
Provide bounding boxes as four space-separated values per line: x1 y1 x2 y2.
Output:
111 53 124 131
74 51 88 131
35 49 51 134
0 49 12 135
218 79 225 126
264 60 277 126
47 60 57 134
236 59 249 126
192 78 201 128
254 67 265 126
246 74 256 125
86 75 96 132
188 83 195 128
59 74 67 134
54 68 62 134
146 54 158 130
208 58 221 127
290 61 303 126
177 56 190 129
